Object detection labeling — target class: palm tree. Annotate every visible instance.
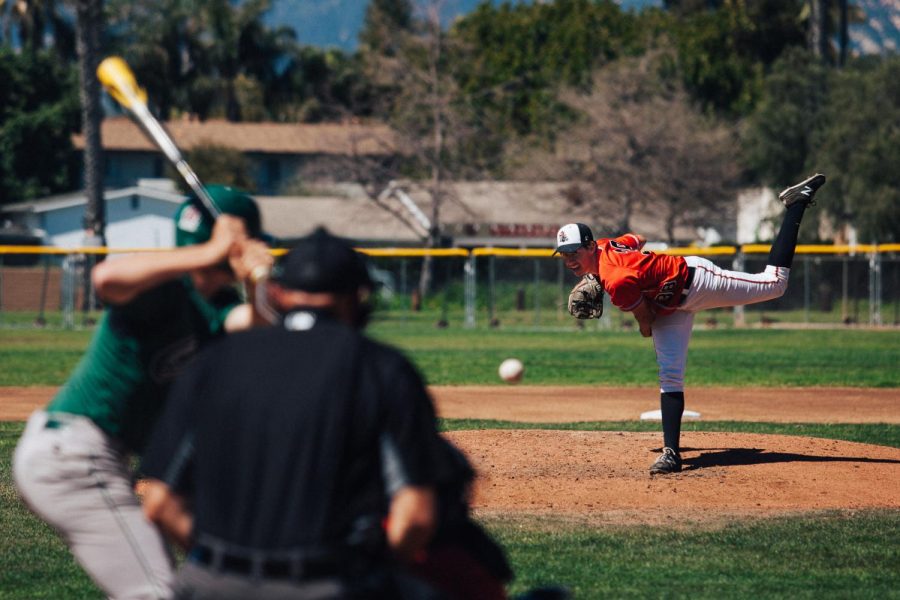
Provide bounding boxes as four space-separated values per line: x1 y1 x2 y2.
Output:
105 0 198 120
75 0 105 313
108 0 293 121
0 0 75 58
195 0 294 121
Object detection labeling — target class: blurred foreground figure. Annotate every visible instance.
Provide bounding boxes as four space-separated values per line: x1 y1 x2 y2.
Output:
141 227 513 599
14 186 273 598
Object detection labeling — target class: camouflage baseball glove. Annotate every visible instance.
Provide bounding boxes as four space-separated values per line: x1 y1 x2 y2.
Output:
568 274 604 319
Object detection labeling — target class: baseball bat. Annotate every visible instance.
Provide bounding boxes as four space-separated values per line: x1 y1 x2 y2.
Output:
96 56 221 217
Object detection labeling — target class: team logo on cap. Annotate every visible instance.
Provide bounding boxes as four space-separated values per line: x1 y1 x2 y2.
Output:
178 205 203 233
558 230 569 243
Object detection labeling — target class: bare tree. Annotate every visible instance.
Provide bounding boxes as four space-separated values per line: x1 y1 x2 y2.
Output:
512 53 739 244
355 0 481 294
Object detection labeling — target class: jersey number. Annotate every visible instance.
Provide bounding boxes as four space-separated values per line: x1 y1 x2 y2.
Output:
654 280 678 304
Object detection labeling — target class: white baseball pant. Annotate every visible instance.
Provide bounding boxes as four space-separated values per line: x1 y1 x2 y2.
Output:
653 256 790 393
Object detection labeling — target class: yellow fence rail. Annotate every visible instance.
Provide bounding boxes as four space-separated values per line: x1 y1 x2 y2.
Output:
1 243 896 330
1 244 898 257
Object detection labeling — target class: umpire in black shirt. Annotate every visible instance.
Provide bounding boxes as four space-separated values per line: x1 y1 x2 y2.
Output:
140 227 456 599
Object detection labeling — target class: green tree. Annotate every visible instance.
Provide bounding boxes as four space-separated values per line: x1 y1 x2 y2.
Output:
190 0 295 121
0 48 80 204
271 46 374 122
812 57 900 243
170 143 255 193
0 0 75 59
452 0 644 141
359 0 413 56
672 0 807 116
108 0 295 121
742 47 829 187
106 0 199 120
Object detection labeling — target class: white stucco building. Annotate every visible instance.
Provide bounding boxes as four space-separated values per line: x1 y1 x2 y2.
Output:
1 180 184 249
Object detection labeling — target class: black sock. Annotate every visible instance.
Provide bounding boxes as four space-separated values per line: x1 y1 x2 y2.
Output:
768 203 807 268
660 392 684 453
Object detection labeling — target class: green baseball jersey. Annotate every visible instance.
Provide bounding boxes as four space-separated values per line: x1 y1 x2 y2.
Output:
48 278 239 453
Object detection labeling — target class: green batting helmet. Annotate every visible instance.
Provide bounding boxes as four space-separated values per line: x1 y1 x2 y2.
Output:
174 185 264 247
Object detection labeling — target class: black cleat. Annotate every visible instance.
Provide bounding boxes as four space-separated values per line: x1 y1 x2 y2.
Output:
778 173 826 207
650 447 682 475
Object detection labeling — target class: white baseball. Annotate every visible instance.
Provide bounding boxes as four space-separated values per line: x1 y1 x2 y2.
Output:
498 358 524 383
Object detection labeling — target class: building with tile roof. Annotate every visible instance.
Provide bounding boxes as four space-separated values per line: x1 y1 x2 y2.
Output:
71 117 398 194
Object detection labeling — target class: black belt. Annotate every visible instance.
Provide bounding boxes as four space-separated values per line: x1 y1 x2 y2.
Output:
678 266 696 306
684 266 696 290
189 544 355 581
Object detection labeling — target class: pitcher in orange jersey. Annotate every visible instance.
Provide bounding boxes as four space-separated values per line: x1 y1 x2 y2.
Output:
554 174 826 474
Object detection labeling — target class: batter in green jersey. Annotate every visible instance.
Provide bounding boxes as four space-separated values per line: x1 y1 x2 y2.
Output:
48 279 237 453
14 185 274 600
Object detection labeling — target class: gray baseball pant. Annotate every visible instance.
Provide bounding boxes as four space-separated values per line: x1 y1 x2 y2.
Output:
14 411 174 599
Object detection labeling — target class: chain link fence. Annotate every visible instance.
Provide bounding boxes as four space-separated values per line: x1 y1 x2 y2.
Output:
0 246 897 330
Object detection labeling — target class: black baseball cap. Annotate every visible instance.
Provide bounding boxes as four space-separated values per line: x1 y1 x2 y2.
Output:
553 223 594 254
270 227 373 293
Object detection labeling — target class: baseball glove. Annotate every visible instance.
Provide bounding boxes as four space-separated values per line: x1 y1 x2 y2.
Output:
568 274 604 319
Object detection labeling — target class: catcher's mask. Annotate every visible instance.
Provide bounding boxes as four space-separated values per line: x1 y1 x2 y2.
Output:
270 227 375 327
553 223 594 255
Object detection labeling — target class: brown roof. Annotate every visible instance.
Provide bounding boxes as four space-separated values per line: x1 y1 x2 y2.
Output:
72 117 397 155
256 181 718 246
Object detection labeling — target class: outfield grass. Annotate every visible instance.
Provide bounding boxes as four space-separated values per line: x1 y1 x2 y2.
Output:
493 511 900 598
0 424 100 599
369 326 900 387
1 325 898 387
0 329 93 386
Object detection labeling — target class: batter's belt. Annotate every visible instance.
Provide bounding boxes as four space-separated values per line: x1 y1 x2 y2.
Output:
188 539 376 582
188 546 349 581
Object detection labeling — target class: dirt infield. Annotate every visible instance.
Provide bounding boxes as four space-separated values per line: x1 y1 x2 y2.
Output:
5 385 897 423
430 386 900 423
448 430 900 525
4 386 899 522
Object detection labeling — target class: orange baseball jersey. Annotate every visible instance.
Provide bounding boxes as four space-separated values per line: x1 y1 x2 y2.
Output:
595 234 689 314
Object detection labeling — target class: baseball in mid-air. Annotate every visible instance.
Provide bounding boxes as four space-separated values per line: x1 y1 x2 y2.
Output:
498 358 524 383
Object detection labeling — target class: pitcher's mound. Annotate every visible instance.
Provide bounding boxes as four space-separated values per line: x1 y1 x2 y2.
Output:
446 430 900 524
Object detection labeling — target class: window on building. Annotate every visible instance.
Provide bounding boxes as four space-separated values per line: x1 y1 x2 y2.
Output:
131 195 141 210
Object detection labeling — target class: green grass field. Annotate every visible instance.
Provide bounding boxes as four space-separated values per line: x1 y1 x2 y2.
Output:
2 323 899 387
1 324 898 598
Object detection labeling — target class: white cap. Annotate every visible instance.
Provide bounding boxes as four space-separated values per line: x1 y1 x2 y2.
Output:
554 223 594 254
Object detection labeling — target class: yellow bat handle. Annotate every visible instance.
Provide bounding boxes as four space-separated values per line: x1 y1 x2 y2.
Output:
97 56 148 109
